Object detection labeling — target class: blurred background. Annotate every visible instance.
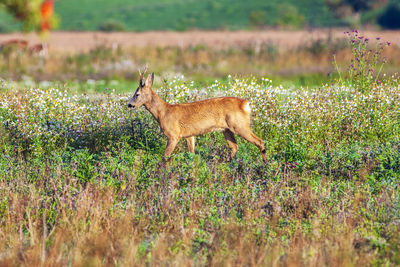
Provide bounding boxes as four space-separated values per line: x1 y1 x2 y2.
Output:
0 0 399 89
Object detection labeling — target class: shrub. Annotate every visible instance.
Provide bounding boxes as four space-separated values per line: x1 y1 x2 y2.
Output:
249 10 268 28
276 4 306 29
98 19 126 32
0 21 11 33
332 30 390 92
378 2 400 29
1 77 400 265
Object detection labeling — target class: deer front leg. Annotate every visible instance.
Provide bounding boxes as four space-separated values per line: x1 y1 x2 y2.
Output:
164 136 180 158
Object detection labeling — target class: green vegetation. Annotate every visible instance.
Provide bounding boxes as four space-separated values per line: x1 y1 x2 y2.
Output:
1 72 400 265
333 30 391 92
0 0 43 31
98 19 126 32
0 30 399 265
0 0 58 32
1 0 398 31
55 0 340 31
0 9 18 32
0 32 399 88
377 1 400 29
1 0 341 31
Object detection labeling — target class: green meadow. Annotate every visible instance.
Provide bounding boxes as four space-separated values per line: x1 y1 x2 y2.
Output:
1 28 400 265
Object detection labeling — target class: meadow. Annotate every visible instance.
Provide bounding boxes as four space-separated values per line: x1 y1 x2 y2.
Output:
0 31 400 265
0 0 339 32
1 0 398 32
1 30 400 86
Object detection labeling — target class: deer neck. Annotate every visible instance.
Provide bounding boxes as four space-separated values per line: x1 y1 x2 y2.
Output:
144 90 168 121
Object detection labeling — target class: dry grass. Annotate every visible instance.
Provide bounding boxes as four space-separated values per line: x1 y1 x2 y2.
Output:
1 79 399 266
0 30 399 82
0 29 399 53
1 172 394 266
1 30 399 265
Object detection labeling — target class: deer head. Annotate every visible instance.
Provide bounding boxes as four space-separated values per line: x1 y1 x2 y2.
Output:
128 67 154 108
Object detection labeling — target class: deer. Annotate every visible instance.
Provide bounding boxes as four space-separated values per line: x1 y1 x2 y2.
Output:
128 68 267 162
28 43 48 57
0 39 28 55
0 39 28 50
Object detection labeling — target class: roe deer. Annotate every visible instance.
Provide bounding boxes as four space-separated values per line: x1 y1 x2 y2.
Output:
128 68 267 162
0 39 28 49
28 43 48 57
0 39 28 53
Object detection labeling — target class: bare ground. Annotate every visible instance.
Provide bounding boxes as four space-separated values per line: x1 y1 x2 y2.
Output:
0 29 399 54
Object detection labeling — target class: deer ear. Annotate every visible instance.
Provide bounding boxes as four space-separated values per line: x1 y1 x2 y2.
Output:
145 73 154 87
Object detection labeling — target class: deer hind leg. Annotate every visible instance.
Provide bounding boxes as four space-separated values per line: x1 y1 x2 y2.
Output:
186 136 195 153
164 136 180 158
232 126 267 162
223 129 238 160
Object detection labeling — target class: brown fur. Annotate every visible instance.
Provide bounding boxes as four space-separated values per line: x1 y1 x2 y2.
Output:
128 70 266 162
0 39 28 51
28 43 48 55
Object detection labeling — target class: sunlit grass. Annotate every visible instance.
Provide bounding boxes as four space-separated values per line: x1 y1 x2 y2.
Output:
1 74 400 265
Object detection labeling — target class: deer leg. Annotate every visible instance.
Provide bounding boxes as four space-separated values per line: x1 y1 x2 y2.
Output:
234 127 267 162
186 136 195 153
223 129 238 160
164 137 180 158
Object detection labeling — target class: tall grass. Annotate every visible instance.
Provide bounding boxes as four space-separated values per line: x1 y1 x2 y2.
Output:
1 37 399 85
333 30 392 92
1 73 400 265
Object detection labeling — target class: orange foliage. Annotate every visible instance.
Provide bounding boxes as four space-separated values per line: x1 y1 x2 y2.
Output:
40 0 54 31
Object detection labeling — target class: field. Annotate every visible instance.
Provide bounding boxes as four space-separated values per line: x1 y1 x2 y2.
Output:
0 30 400 84
0 30 400 265
0 0 340 32
55 0 341 31
2 30 400 52
0 0 398 32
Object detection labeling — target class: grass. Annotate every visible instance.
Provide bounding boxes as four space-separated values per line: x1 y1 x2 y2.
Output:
1 74 400 265
0 0 340 32
1 35 399 87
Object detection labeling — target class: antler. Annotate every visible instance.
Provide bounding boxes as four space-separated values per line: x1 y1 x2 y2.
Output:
138 65 148 85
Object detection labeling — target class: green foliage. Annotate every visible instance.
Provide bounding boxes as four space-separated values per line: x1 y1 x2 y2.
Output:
378 2 400 29
276 4 306 29
0 0 45 31
1 74 400 264
72 148 98 183
249 10 268 28
1 0 397 31
333 30 390 92
98 19 126 32
0 20 11 32
371 145 400 182
0 0 342 31
326 0 383 15
325 0 387 27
